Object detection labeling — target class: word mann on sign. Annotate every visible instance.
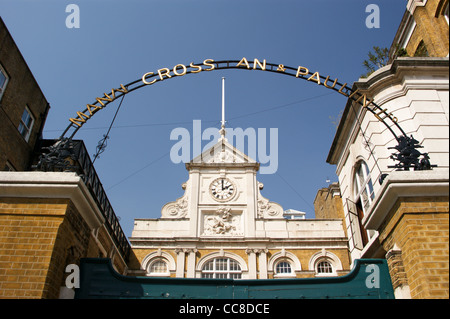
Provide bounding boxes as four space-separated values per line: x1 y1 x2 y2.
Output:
68 57 398 129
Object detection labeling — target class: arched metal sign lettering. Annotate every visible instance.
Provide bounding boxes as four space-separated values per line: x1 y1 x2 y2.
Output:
62 58 404 140
48 57 434 173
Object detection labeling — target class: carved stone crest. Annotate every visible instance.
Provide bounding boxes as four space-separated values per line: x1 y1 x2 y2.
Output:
203 207 242 236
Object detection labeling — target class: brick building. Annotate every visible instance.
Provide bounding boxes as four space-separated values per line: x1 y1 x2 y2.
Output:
0 17 131 299
389 0 449 60
0 18 50 172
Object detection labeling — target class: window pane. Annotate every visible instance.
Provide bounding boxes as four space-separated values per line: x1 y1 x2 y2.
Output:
356 165 365 187
18 108 34 141
0 71 6 88
150 260 167 273
203 260 214 271
201 257 242 279
367 179 375 200
362 161 370 177
276 261 292 274
25 114 33 127
354 161 374 212
361 189 370 211
230 273 242 279
21 110 30 124
229 260 241 271
216 258 227 271
18 123 26 136
317 261 333 273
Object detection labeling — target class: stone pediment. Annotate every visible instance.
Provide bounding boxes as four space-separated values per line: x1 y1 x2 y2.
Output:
186 138 259 169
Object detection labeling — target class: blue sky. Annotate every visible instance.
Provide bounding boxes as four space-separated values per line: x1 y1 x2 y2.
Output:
0 0 406 236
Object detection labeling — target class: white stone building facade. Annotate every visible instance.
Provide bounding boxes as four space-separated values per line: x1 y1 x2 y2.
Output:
327 57 449 263
130 138 351 279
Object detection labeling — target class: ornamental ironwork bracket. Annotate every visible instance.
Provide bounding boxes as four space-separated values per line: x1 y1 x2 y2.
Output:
388 135 437 171
380 135 437 184
33 138 79 173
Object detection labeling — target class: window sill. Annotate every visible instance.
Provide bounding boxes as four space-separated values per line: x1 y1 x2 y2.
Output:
314 273 337 277
273 274 296 279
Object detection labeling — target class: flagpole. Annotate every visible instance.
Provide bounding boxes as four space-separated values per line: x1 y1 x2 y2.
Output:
222 77 225 128
220 77 226 140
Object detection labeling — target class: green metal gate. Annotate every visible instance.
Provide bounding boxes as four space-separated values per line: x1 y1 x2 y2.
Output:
75 258 394 299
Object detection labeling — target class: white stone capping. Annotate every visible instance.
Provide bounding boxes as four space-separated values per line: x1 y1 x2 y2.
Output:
0 171 105 229
363 169 449 230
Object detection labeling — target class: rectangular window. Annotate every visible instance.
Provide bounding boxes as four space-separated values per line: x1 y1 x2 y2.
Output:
18 106 35 142
0 64 9 101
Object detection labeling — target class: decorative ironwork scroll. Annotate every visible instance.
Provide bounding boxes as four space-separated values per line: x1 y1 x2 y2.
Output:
33 138 78 173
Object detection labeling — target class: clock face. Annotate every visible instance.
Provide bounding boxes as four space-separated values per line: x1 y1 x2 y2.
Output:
210 178 236 201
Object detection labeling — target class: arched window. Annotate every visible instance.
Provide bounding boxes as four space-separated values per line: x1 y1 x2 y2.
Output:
268 251 301 278
149 259 168 274
142 251 176 277
201 258 242 279
275 261 292 275
147 258 170 277
316 260 333 275
309 251 342 277
275 260 294 277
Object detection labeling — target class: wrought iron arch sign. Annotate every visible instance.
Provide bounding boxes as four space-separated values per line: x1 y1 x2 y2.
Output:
61 58 405 139
38 57 436 173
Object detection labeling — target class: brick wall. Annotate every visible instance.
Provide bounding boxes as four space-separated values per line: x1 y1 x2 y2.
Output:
405 0 449 57
0 196 128 298
0 198 69 298
379 196 449 299
314 186 345 220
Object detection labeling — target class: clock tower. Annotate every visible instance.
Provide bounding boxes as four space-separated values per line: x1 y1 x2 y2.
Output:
163 133 283 239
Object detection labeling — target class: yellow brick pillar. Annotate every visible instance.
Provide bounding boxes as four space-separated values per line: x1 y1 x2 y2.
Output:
0 172 129 299
364 170 449 299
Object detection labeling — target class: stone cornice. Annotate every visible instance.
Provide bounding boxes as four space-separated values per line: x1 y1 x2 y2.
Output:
363 169 449 231
0 171 105 229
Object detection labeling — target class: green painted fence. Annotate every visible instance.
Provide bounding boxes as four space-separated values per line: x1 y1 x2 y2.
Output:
75 258 394 299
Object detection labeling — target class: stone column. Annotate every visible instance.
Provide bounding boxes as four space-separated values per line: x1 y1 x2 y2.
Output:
245 169 257 237
246 249 258 279
188 169 200 237
175 249 186 278
257 249 269 279
186 248 198 278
